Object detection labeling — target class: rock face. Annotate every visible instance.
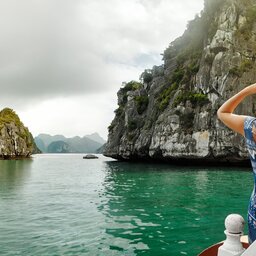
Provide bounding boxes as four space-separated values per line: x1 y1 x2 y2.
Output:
0 108 35 158
104 0 256 164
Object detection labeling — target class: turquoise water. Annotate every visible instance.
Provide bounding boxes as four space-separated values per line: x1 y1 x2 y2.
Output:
0 154 253 256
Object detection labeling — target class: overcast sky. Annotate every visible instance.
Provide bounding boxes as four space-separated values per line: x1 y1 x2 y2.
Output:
0 0 204 140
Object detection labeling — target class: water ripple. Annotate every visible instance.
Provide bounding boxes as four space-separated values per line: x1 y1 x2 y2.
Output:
0 155 252 255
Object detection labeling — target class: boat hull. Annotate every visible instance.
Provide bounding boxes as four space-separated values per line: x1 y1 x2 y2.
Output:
198 241 249 256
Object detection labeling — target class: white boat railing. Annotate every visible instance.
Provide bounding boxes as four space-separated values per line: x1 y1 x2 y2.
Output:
217 214 256 256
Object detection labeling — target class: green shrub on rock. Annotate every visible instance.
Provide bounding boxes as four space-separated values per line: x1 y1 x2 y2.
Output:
135 95 149 114
173 91 209 107
121 81 143 93
229 59 253 77
114 107 124 117
237 6 256 40
0 108 22 126
128 120 138 132
157 83 178 111
140 70 153 84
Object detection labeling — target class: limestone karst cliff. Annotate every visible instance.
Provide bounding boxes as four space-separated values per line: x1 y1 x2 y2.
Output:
104 0 256 164
0 108 36 158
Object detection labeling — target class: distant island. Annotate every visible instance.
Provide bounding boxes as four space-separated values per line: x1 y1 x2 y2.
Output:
0 107 106 156
34 133 106 153
0 108 39 159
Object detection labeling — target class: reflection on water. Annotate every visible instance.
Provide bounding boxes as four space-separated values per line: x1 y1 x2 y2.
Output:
101 162 198 255
100 161 251 256
0 159 32 193
0 155 252 256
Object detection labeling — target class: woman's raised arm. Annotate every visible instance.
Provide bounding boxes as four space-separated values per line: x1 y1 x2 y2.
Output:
217 83 256 136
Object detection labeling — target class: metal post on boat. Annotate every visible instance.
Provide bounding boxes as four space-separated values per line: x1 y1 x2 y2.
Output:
217 214 245 256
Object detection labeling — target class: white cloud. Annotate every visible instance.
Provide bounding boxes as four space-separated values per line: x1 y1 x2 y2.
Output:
18 93 116 140
0 0 204 139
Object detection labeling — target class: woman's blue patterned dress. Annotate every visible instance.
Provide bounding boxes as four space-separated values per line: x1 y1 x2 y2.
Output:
244 116 256 244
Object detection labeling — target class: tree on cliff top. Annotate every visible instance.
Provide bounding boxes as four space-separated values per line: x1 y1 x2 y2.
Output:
0 108 22 125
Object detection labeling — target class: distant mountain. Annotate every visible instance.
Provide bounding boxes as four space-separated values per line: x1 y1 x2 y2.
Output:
65 136 101 153
34 137 47 152
85 133 106 145
96 143 106 154
34 133 106 153
47 141 74 153
35 134 66 148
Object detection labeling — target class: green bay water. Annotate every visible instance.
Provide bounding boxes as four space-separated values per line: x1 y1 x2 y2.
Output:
0 154 253 256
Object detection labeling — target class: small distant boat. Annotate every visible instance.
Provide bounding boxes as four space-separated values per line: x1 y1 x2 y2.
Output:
83 154 99 159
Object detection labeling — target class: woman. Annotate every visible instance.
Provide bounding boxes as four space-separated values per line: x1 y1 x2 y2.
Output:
217 83 256 244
